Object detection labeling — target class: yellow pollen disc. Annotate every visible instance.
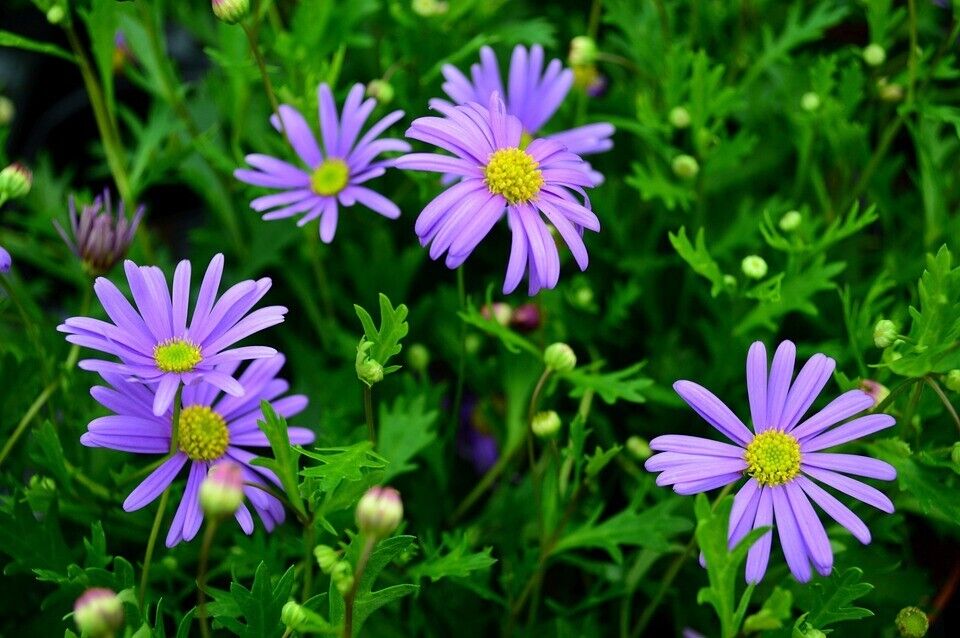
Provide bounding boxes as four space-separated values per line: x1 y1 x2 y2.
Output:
310 158 350 196
744 430 801 487
484 147 544 204
154 338 202 373
177 405 229 461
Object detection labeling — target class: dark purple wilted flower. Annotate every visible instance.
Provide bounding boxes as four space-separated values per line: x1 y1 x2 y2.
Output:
510 303 542 332
395 93 600 295
83 355 313 546
54 189 144 275
645 341 897 583
235 83 410 243
58 254 286 416
440 44 614 185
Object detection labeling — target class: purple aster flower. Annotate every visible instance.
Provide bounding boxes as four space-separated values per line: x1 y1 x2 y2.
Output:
83 355 314 546
58 253 286 416
54 188 144 275
645 341 897 583
0 246 10 273
440 44 614 184
394 93 600 295
234 83 410 242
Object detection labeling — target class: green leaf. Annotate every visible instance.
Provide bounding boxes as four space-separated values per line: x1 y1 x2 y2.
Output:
669 227 726 296
584 445 621 478
377 395 439 481
565 362 653 404
300 441 388 492
251 401 307 520
354 293 409 370
458 300 541 357
799 567 873 629
220 563 296 638
743 587 793 633
870 438 960 525
0 30 74 62
410 532 497 583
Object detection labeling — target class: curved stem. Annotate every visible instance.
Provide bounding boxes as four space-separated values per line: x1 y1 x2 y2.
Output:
197 519 219 638
925 377 960 435
0 380 58 469
242 22 288 143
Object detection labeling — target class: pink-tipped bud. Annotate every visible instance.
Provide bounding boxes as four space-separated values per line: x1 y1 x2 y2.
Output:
356 486 403 539
481 302 512 327
212 0 249 24
0 162 31 199
510 303 542 332
74 588 123 637
859 379 890 406
199 461 244 518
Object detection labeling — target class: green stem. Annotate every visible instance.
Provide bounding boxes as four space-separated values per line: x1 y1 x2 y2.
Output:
925 377 960 435
343 537 376 638
449 267 468 436
0 380 58 469
302 519 316 599
197 518 219 638
363 385 376 444
906 0 918 106
242 22 288 142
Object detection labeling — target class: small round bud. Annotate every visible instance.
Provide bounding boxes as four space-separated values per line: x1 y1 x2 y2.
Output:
863 43 886 67
74 588 123 638
531 410 562 438
668 106 691 129
571 284 594 309
46 5 66 24
510 303 542 332
568 36 599 66
0 162 32 199
945 370 960 393
895 606 928 638
800 92 821 112
314 544 339 574
0 96 14 126
0 247 10 274
411 0 449 16
626 436 652 460
331 560 354 595
741 255 768 280
802 630 826 638
859 379 890 406
723 274 737 289
877 78 904 102
356 486 403 539
873 319 898 348
212 0 250 24
407 343 431 373
951 442 960 465
544 342 577 373
199 461 244 518
366 79 395 105
779 210 802 231
281 601 308 630
464 333 482 355
671 154 699 180
481 302 512 327
357 359 384 386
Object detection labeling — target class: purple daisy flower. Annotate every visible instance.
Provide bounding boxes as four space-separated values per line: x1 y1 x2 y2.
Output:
83 355 314 546
440 44 614 184
234 83 410 242
394 93 600 295
58 253 286 416
645 341 897 583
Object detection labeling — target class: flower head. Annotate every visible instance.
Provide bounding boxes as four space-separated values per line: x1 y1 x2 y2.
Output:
83 355 313 546
235 83 410 242
645 341 897 583
54 189 144 275
58 253 286 416
395 94 600 295
440 45 614 184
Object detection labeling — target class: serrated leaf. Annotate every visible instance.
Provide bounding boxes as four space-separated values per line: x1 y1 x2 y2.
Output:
222 563 296 638
354 293 409 370
566 362 653 404
377 395 439 481
300 441 388 492
584 445 621 478
669 227 726 296
410 532 497 583
743 587 793 633
870 438 960 525
0 30 74 62
800 567 873 629
458 301 541 357
251 401 307 520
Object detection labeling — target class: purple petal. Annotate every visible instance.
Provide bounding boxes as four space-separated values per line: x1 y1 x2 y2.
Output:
649 434 746 457
801 414 896 452
746 487 773 583
801 453 896 480
673 380 754 446
780 354 836 431
785 482 832 573
274 105 322 167
766 341 796 430
153 375 180 417
801 466 895 512
791 390 875 439
795 475 871 544
123 453 188 511
746 342 768 433
771 485 812 582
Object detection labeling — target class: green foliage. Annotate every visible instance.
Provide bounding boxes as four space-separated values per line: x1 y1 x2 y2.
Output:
409 532 497 583
253 401 308 520
377 394 439 481
354 293 409 376
208 563 296 637
794 568 873 632
670 226 727 297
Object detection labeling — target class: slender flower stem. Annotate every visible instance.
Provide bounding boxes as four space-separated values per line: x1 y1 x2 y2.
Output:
906 0 918 106
924 377 960 435
363 385 376 444
449 266 468 435
0 380 58 469
197 518 220 638
138 383 184 609
302 519 316 599
242 22 289 143
343 536 376 638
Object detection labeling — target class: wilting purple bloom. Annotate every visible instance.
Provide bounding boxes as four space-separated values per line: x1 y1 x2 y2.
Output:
511 303 542 332
395 93 600 295
645 341 897 583
440 44 614 184
83 355 314 546
457 396 499 474
54 189 144 275
58 254 286 416
0 246 10 273
235 83 410 242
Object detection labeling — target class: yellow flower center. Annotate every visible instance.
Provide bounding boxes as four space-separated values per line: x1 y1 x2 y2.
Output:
154 338 202 373
484 147 544 204
177 405 229 461
310 158 350 196
744 430 801 487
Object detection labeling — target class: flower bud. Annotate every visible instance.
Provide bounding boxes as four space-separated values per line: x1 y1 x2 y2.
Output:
407 343 431 373
779 210 802 231
568 36 599 66
0 162 32 199
331 560 354 595
671 154 699 180
570 283 595 309
314 544 339 574
74 588 123 638
544 342 576 373
0 96 14 126
281 601 308 631
212 0 250 24
895 606 928 638
411 0 449 16
668 106 691 129
481 302 512 326
951 442 960 465
366 79 395 105
356 486 403 539
199 461 244 518
946 370 960 393
357 358 384 386
510 303 542 332
877 78 904 102
0 247 10 274
531 410 562 438
800 92 821 112
741 255 768 279
859 379 890 406
626 436 652 460
55 189 144 275
863 43 886 67
572 64 607 97
46 5 66 24
873 319 898 348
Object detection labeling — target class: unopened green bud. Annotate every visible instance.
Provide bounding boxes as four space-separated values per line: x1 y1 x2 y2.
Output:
873 319 898 348
314 545 339 574
951 442 960 465
358 359 384 385
569 36 599 66
863 43 886 67
407 343 430 373
0 96 14 126
281 601 308 630
199 461 244 518
356 486 403 539
0 162 32 199
626 436 652 460
895 606 928 638
878 78 904 102
779 210 802 231
544 342 576 373
331 561 354 595
945 370 960 393
800 92 821 112
74 588 123 638
46 5 66 24
723 274 737 289
464 333 482 355
668 106 691 129
212 0 250 24
741 255 768 280
531 410 562 438
411 0 449 16
366 79 395 105
672 154 699 180
482 302 512 326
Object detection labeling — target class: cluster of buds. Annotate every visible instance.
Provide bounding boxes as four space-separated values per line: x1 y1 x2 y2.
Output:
668 106 691 129
54 189 144 276
0 162 31 203
779 210 802 232
366 79 395 105
314 543 354 594
626 436 652 460
74 588 123 637
859 379 890 406
281 601 308 632
199 461 245 518
568 36 608 97
411 0 449 16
